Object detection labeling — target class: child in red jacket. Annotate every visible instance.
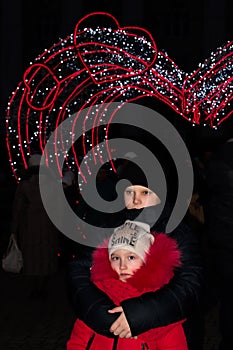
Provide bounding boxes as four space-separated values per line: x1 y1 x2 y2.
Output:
67 220 188 350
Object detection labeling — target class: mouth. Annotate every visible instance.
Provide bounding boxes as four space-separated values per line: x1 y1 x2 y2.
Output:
119 273 131 281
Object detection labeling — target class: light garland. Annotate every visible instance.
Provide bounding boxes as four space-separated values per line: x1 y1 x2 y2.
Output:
5 11 233 182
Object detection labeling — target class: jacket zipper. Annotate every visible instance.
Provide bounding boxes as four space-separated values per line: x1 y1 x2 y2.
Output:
85 334 149 350
86 333 95 350
112 336 118 350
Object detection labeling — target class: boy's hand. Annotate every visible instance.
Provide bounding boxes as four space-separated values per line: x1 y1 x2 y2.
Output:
108 307 137 339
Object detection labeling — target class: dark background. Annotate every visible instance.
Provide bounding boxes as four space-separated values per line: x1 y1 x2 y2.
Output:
0 4 229 348
1 0 233 183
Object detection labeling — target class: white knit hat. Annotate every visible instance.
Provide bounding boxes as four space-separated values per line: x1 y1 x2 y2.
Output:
108 220 154 262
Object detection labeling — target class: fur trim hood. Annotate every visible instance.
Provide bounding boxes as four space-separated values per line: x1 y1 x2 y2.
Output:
91 232 181 292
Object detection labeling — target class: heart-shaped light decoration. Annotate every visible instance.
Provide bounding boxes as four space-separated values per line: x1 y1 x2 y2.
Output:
5 12 233 182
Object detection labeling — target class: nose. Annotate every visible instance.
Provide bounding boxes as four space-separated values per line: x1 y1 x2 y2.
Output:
119 259 127 270
133 192 142 205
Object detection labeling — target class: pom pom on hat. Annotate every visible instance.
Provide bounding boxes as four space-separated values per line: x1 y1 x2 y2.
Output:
108 220 154 262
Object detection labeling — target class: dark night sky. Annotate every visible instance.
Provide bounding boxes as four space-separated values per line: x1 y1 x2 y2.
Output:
1 0 233 181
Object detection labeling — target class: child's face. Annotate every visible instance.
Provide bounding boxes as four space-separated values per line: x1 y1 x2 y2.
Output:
110 249 144 282
124 185 161 209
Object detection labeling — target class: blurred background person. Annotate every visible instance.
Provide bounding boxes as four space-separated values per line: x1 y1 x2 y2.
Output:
11 154 60 299
204 123 233 350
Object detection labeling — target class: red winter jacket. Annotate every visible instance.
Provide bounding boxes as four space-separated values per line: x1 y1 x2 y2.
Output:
67 232 188 350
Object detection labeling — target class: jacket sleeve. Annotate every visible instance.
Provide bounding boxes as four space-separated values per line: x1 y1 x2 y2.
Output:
67 246 119 337
120 222 204 336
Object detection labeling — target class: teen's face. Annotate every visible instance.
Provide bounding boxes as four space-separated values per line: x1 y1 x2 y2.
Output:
110 249 144 282
124 185 161 209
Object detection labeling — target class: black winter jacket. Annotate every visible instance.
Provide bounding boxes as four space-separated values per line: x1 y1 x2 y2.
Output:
67 205 204 337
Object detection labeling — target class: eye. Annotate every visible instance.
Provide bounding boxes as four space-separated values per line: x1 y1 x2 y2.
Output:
125 190 134 196
111 256 119 261
143 190 152 195
128 255 136 260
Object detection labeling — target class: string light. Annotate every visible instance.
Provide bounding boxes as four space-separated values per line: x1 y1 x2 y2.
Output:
5 12 233 183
